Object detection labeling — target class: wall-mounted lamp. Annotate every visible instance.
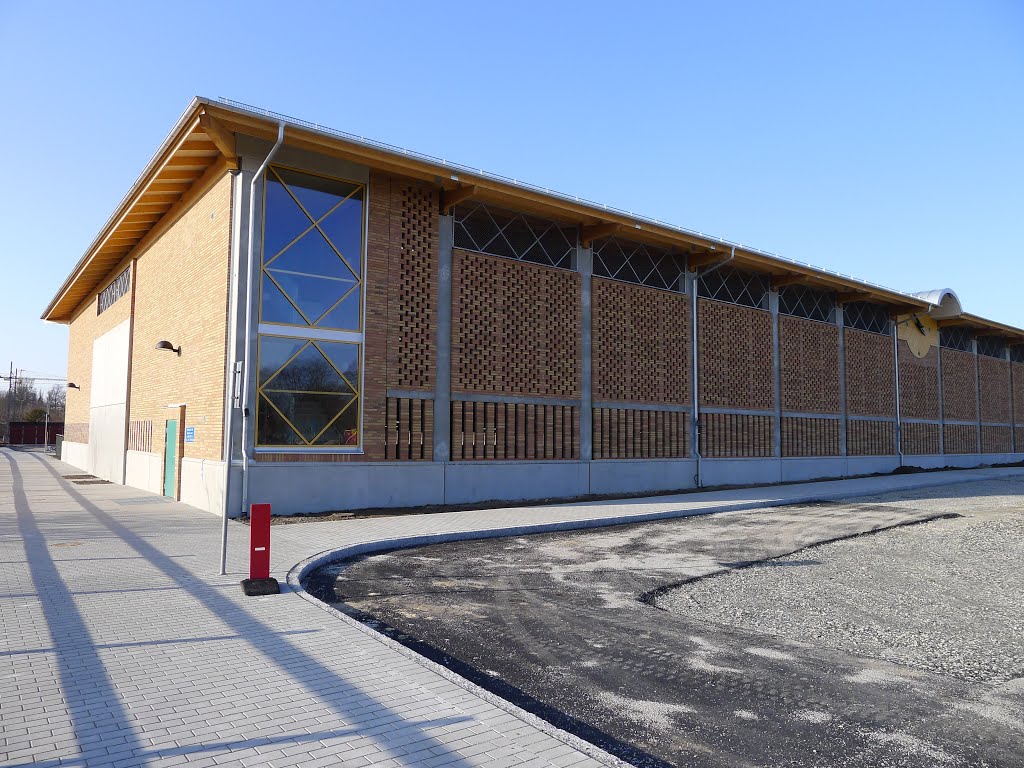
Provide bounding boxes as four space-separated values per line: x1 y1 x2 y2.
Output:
155 340 181 356
67 382 80 390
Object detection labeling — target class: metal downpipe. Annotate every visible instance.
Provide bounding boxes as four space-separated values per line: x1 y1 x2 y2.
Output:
691 246 735 488
223 121 284 576
893 322 904 467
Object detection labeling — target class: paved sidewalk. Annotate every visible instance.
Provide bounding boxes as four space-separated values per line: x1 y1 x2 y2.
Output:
2 449 1022 768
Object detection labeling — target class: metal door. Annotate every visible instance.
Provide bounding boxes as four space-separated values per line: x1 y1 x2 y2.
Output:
163 420 177 498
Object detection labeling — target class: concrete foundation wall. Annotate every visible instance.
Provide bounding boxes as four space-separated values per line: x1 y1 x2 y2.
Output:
180 458 226 516
588 459 697 496
125 450 163 495
61 441 89 471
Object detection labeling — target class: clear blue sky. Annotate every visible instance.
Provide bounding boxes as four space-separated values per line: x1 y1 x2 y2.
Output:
1 0 1022 386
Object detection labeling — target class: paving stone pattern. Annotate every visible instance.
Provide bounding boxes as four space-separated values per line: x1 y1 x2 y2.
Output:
3 448 1022 767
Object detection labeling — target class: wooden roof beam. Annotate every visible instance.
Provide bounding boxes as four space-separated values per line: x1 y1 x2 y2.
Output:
440 185 477 214
836 290 872 305
198 114 239 169
689 251 728 269
580 222 621 247
770 273 806 290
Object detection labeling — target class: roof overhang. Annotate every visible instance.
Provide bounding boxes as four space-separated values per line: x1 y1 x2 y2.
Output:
45 97 1024 341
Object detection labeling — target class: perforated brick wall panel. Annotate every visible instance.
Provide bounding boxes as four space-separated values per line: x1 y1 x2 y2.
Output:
592 279 690 404
701 413 774 458
1014 363 1024 427
592 407 690 459
901 422 940 455
698 300 774 410
779 315 840 413
844 329 895 417
846 420 896 456
978 356 1011 424
941 348 978 422
387 182 439 392
1016 426 1024 452
981 425 1012 454
780 417 840 457
898 341 939 419
450 400 578 460
451 249 580 398
943 424 979 454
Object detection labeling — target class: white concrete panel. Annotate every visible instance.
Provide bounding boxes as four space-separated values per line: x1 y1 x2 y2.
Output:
180 458 227 516
247 462 446 516
700 458 782 488
90 320 130 408
60 441 89 471
780 457 848 483
125 450 163 495
87 320 130 483
443 462 589 506
588 459 697 496
88 403 127 483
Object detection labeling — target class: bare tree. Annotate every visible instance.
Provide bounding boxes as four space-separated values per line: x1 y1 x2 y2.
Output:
45 384 66 419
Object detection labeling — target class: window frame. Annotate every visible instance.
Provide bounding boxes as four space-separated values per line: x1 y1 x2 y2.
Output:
254 164 368 453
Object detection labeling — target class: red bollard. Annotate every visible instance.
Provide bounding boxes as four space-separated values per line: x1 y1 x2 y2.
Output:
241 503 280 596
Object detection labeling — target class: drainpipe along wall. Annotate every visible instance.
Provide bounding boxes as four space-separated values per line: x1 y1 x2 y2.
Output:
222 121 284 575
690 246 734 488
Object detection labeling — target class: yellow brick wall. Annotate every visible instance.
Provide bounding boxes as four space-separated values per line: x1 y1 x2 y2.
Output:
64 265 134 442
129 172 233 463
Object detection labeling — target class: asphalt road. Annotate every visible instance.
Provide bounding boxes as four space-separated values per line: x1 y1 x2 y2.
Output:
306 477 1024 768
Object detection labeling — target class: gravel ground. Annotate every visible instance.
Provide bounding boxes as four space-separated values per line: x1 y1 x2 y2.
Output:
309 476 1024 768
665 508 1024 683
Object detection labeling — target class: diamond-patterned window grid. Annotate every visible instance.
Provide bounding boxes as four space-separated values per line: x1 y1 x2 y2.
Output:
256 336 361 447
779 284 836 323
843 301 891 335
697 267 769 310
940 326 973 352
260 166 365 332
977 336 1006 359
1010 345 1024 364
453 202 576 270
593 236 685 291
97 266 130 315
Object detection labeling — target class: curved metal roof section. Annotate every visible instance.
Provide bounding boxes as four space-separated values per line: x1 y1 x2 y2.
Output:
912 289 963 319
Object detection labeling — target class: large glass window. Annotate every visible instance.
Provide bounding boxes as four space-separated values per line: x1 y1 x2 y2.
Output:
257 167 365 449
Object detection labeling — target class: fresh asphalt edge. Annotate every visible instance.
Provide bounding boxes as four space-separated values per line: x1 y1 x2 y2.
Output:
638 511 963 609
284 467 1024 767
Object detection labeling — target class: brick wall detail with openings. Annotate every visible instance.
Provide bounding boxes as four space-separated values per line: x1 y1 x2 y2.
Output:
943 424 979 454
844 329 895 417
981 425 1012 454
452 249 580 398
450 400 578 461
941 348 978 422
698 300 773 410
592 407 689 459
847 420 896 456
384 397 433 461
701 413 774 458
781 417 840 457
1014 363 1024 426
898 341 939 419
387 183 439 393
978 356 1011 424
779 315 840 413
592 279 690 404
901 422 941 455
127 421 154 453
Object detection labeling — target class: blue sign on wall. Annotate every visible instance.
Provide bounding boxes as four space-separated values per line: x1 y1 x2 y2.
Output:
184 426 196 443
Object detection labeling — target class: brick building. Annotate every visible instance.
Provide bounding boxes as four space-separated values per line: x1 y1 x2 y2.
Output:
44 98 1024 516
